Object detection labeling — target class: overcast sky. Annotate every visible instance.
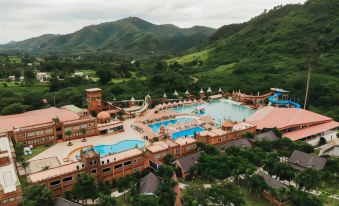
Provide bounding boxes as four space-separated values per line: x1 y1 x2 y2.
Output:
0 0 306 44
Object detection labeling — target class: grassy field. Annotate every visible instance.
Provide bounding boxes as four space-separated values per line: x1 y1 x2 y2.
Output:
111 71 147 84
24 144 53 161
116 193 131 206
166 49 211 64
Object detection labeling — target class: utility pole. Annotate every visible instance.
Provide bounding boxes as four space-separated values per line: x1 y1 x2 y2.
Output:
304 62 312 110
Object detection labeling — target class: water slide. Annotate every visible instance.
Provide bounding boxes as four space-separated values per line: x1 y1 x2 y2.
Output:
129 96 150 115
268 92 301 108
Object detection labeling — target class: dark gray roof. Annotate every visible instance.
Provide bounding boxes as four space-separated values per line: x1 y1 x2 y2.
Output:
254 130 279 142
258 171 285 190
222 138 253 149
288 150 327 171
139 172 161 195
54 198 83 206
175 152 201 173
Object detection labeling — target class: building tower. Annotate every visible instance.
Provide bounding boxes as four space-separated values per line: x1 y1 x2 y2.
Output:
85 88 102 113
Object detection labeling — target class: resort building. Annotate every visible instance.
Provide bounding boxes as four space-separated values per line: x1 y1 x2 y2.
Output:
0 107 97 146
85 88 103 113
27 148 145 197
288 150 327 171
0 106 125 147
139 172 161 196
247 106 339 146
145 138 198 162
195 121 256 146
0 137 22 206
173 152 201 178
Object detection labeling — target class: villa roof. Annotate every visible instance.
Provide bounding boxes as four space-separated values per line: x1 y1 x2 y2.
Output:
101 148 143 163
174 137 197 146
288 150 326 171
254 130 279 142
199 130 217 137
222 121 234 128
174 152 201 174
0 137 20 194
221 138 252 149
139 172 161 195
146 140 178 153
283 121 339 141
258 171 285 190
210 128 228 136
28 162 81 183
232 121 255 131
246 106 332 130
0 107 80 133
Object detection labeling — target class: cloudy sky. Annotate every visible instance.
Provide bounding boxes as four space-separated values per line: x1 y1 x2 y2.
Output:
0 0 306 44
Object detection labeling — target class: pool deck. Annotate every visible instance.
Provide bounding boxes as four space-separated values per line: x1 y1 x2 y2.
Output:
28 118 148 165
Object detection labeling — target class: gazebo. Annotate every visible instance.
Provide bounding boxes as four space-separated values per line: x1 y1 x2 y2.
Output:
161 93 168 103
173 90 179 98
129 97 136 107
199 88 206 99
185 89 193 99
207 87 212 94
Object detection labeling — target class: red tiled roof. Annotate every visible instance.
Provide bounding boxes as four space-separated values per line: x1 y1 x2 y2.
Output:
246 106 332 130
0 107 80 133
284 121 339 141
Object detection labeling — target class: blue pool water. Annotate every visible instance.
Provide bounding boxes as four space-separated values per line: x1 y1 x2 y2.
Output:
92 140 144 157
148 117 193 133
171 127 204 140
172 99 255 124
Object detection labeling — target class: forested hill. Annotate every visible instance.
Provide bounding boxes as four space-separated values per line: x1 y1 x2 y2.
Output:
168 0 339 119
0 17 215 56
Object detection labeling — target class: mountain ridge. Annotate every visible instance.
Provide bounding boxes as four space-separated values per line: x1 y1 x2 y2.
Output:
0 17 216 56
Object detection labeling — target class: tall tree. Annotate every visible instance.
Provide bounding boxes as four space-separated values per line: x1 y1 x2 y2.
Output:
208 183 245 206
20 184 53 206
97 193 117 206
295 169 320 191
72 173 98 205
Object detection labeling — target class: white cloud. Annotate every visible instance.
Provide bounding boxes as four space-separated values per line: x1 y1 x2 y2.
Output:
0 0 306 44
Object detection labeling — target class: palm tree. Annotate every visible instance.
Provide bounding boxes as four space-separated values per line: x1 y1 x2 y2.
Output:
80 128 87 142
20 159 30 174
65 130 73 146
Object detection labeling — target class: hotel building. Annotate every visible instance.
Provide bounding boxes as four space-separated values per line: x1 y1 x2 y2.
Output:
195 121 256 146
27 148 145 197
0 137 22 206
246 106 339 146
0 107 124 147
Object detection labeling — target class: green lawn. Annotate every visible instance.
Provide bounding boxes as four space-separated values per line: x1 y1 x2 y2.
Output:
24 144 53 161
116 193 131 206
167 49 211 64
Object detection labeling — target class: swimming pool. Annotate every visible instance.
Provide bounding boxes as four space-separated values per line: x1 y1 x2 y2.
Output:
91 140 144 157
171 127 204 140
172 99 255 124
148 117 193 133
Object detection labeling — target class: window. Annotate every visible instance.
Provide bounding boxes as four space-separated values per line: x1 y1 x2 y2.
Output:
124 161 131 166
63 176 73 182
50 180 61 186
91 169 97 174
114 164 122 169
133 158 138 163
103 167 111 173
134 168 138 173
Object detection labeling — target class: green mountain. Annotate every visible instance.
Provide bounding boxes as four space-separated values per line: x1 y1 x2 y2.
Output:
168 0 339 119
0 17 215 55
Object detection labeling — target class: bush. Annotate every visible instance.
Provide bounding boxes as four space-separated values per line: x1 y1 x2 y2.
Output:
1 103 25 115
